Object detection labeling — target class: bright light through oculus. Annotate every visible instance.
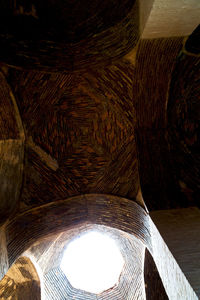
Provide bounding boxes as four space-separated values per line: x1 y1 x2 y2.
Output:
60 231 124 294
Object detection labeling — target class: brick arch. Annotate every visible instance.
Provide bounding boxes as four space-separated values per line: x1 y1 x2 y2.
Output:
0 256 41 300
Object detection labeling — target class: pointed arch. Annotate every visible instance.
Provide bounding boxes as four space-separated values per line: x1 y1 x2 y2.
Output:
0 256 41 300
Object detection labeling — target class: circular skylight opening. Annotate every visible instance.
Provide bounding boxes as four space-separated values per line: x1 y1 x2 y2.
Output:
60 231 124 294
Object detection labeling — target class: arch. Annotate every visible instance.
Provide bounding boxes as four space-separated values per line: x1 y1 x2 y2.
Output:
0 0 154 72
2 194 197 299
167 25 200 206
5 194 151 267
0 256 41 300
0 72 25 226
144 248 168 299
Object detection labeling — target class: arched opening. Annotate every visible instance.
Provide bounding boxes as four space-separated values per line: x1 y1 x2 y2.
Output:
144 249 168 299
0 256 41 300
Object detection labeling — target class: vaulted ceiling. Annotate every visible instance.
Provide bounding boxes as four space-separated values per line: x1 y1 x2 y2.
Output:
0 1 200 299
0 0 199 222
